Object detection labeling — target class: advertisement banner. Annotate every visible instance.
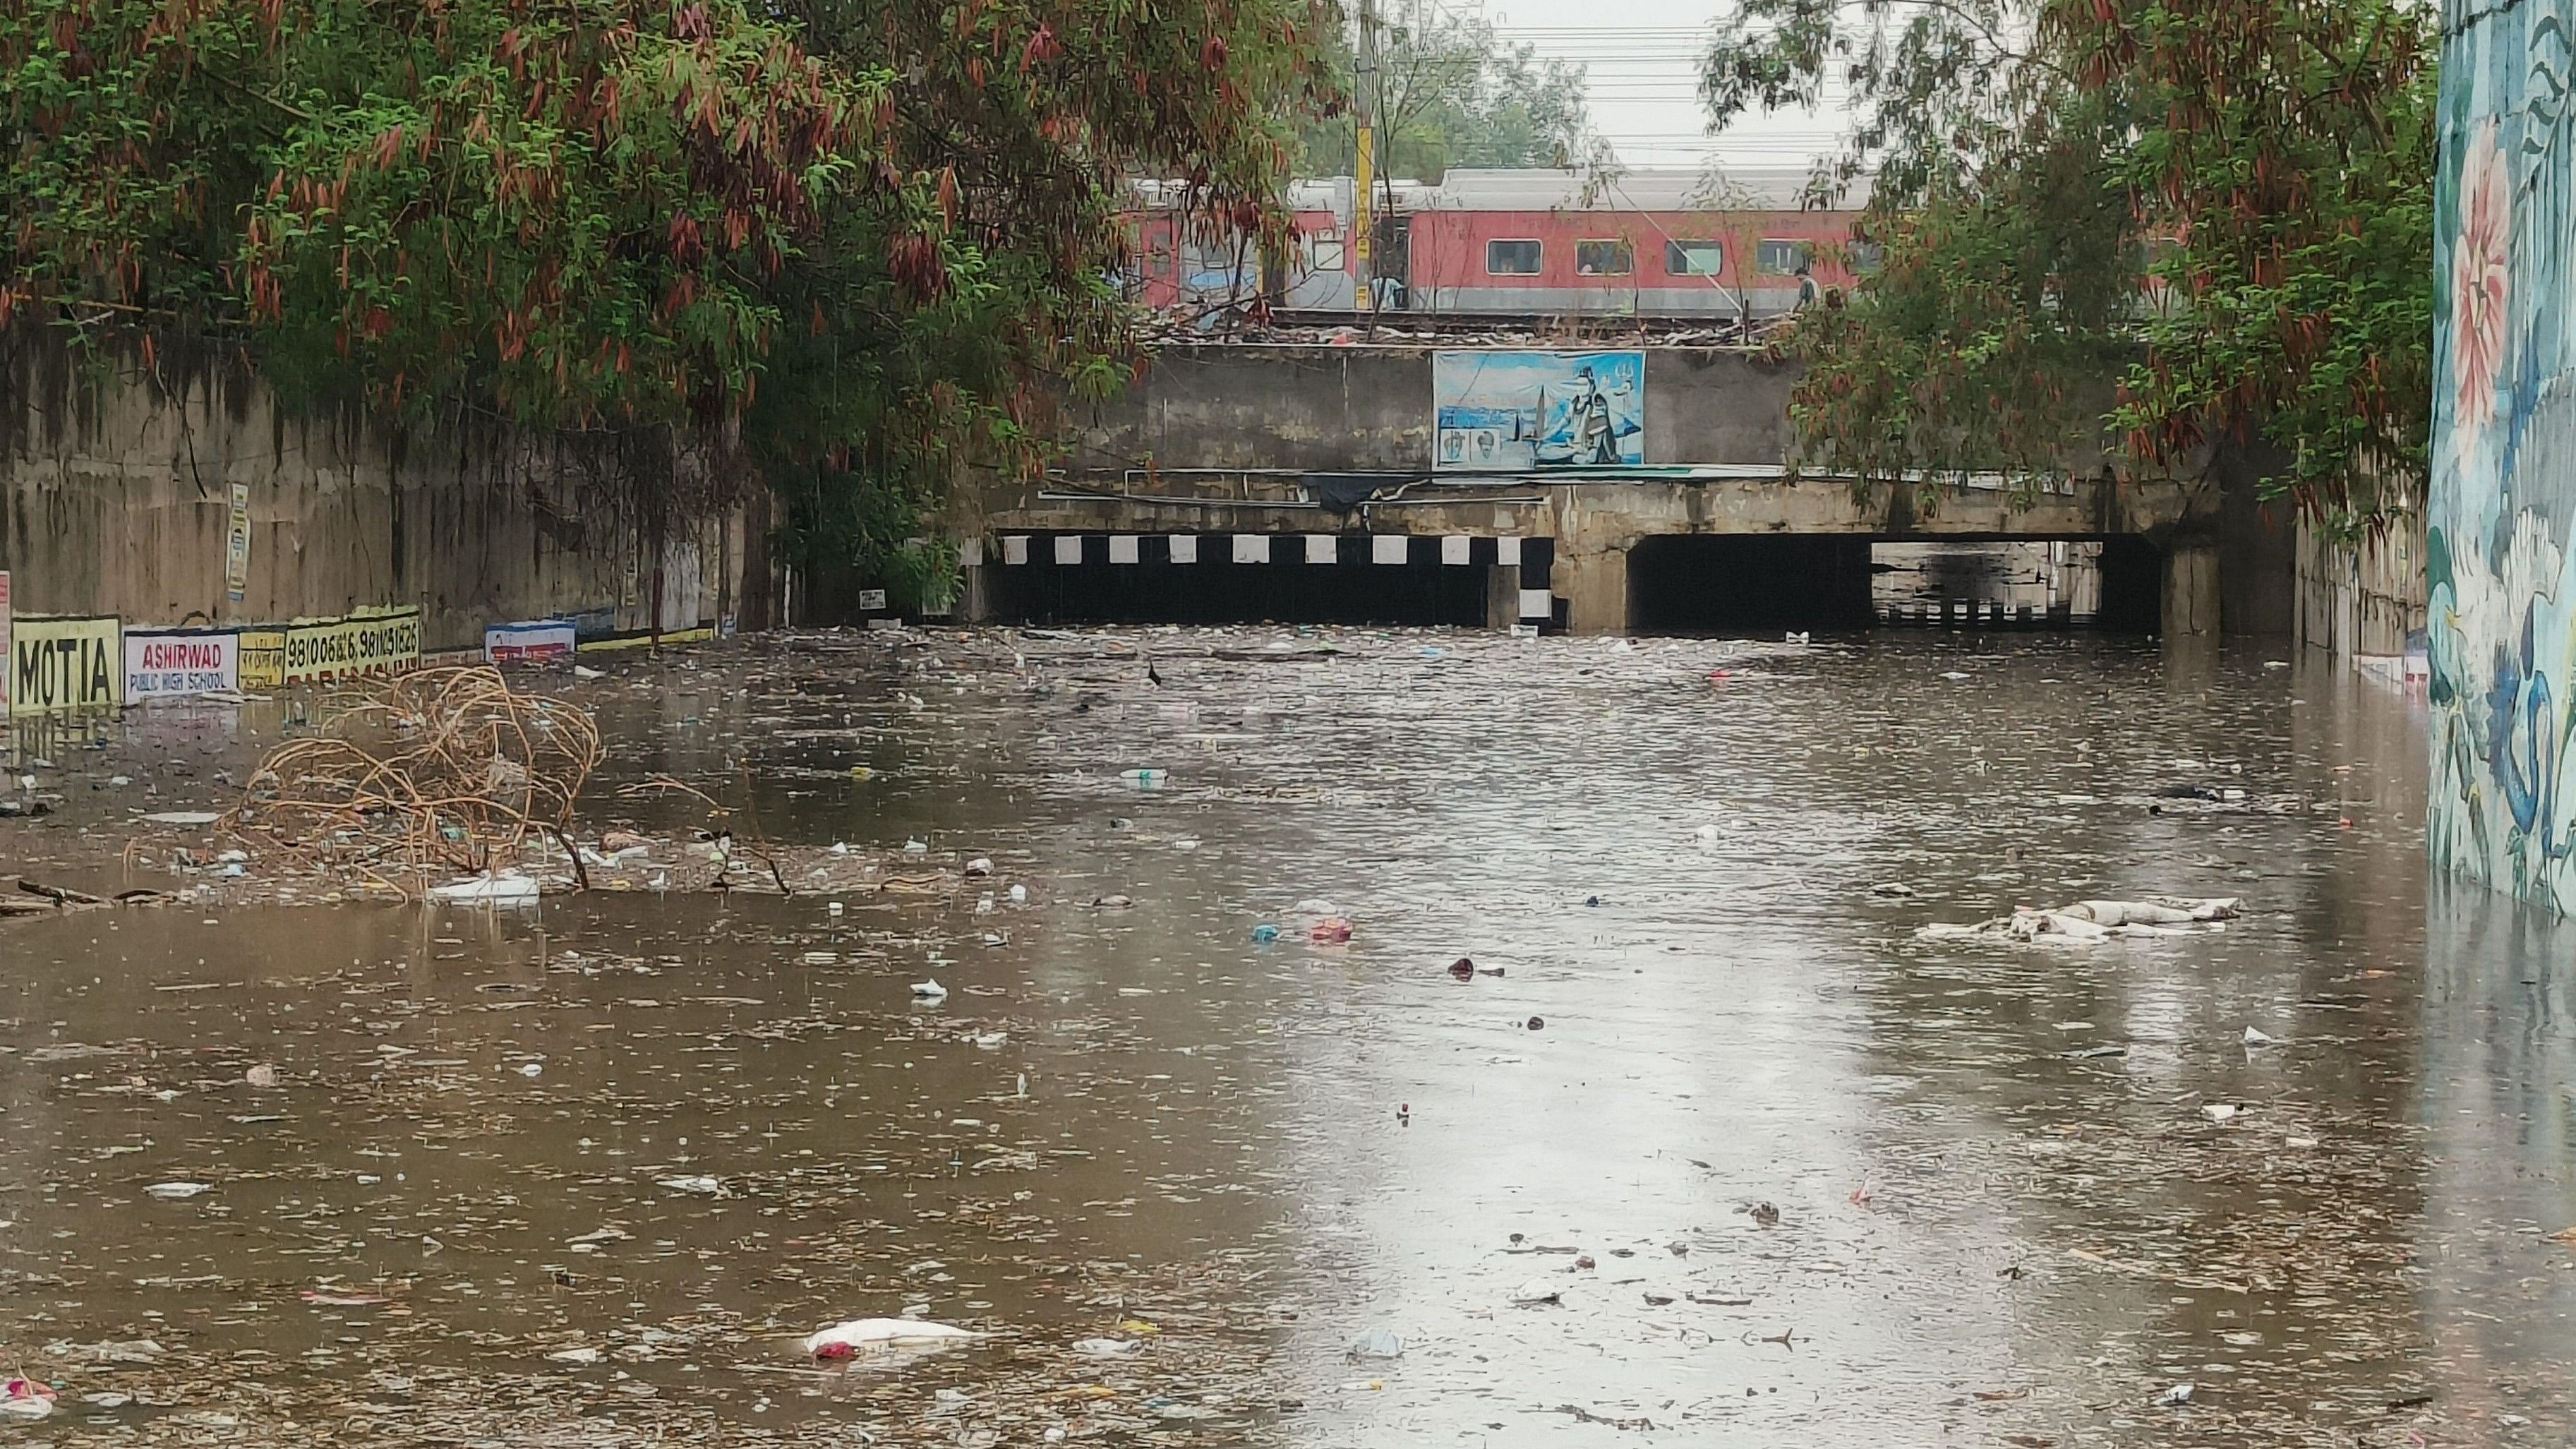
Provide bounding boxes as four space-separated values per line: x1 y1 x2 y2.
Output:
11 614 122 714
124 629 241 702
483 620 576 663
224 483 251 603
1433 350 1646 471
237 629 285 690
282 606 422 683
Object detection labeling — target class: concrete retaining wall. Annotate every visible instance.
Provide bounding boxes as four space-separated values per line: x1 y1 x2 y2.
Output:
0 330 761 656
2296 512 2428 661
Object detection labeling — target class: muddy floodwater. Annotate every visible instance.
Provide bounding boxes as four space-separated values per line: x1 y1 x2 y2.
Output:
2 628 2569 1446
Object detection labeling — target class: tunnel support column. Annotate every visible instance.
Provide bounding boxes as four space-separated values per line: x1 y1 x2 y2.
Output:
1484 561 1522 629
1556 546 1631 635
958 560 997 623
2163 539 2221 639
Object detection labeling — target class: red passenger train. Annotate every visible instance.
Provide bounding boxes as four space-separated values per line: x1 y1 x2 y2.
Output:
1128 167 1873 321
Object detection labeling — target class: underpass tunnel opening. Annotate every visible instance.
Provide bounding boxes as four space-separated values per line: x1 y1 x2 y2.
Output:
1627 535 1877 634
990 533 1553 626
1627 535 2166 635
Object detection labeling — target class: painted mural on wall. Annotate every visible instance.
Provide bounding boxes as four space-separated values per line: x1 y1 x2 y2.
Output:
1432 351 1644 471
2430 0 2576 906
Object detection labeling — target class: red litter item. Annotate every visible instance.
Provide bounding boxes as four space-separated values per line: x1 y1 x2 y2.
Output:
1310 916 1354 944
2 1379 55 1421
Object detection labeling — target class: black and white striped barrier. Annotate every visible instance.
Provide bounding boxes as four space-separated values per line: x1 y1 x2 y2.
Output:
985 534 1550 620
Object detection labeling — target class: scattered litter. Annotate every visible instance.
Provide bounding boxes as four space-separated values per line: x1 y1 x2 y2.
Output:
546 1347 602 1365
428 872 543 906
910 979 949 1002
803 1318 983 1359
2241 1026 2277 1047
1076 1337 1143 1357
1251 923 1280 943
144 1182 211 1199
1 1381 54 1421
1347 1328 1403 1359
1120 769 1169 786
1920 897 2239 946
1510 1279 1563 1304
244 1064 279 1088
1310 916 1353 944
140 811 223 826
2201 1104 2241 1123
2155 1383 2195 1407
965 858 994 877
1525 1016 1545 1031
655 1174 725 1196
301 1289 392 1306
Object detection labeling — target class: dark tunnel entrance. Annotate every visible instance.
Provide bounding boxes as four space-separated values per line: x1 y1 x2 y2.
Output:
1626 534 2166 635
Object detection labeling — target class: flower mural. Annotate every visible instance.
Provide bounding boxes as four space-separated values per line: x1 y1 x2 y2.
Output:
2428 507 2571 895
2428 15 2576 909
2452 119 2512 434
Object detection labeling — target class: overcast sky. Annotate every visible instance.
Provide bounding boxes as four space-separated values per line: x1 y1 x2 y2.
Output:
1478 0 1854 174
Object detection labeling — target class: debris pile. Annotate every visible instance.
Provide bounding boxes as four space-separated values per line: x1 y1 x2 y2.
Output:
226 667 602 898
1919 896 2241 945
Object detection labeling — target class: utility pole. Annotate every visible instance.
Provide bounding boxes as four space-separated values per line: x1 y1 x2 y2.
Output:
1352 0 1377 318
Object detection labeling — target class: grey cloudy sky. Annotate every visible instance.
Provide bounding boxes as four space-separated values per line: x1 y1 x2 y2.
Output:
1479 0 1855 172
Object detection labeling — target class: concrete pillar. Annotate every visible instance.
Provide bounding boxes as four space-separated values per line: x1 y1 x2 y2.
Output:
1556 547 1630 635
2163 541 2221 638
958 563 996 623
1484 563 1522 629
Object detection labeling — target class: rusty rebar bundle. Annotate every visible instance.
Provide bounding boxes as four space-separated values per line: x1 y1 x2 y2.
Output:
226 667 603 896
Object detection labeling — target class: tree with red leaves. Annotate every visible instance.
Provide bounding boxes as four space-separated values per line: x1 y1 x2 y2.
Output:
0 0 1330 599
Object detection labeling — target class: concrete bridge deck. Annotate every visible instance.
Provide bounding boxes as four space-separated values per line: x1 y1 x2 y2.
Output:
956 343 2234 634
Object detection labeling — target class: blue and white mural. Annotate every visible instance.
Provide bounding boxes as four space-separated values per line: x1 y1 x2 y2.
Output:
1432 350 1644 471
2431 0 2576 905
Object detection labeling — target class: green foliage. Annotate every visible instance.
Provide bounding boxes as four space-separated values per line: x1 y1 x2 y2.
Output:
1702 0 2433 526
0 0 1329 595
2088 0 2434 524
1295 0 1600 181
1786 92 2142 508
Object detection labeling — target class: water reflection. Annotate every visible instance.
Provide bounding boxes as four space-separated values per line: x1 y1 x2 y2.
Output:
0 629 2564 1445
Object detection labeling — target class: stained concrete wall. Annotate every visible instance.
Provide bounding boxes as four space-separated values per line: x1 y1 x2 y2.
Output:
2297 512 2428 661
1067 343 1799 474
0 331 762 651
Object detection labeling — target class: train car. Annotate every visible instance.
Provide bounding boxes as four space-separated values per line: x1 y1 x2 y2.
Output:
1123 179 1264 312
1124 166 1872 320
1403 168 1871 319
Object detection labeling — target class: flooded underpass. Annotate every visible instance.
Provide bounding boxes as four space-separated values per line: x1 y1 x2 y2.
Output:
2 628 2568 1447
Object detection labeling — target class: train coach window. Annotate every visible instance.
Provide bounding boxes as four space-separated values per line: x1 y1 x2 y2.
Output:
1575 239 1633 275
1486 239 1543 275
1756 239 1812 275
1846 239 1884 275
1310 232 1346 272
1664 240 1725 276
